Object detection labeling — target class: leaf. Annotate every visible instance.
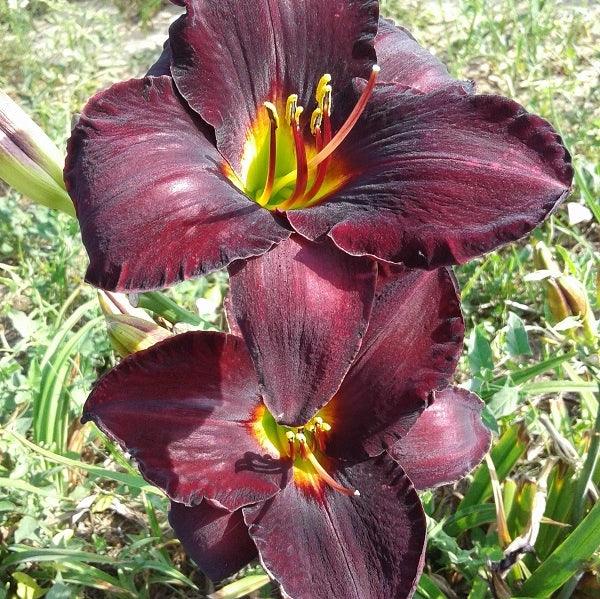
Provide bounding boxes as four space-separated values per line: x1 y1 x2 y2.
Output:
45 583 72 599
505 312 532 358
481 405 500 434
468 326 494 379
14 515 41 544
8 310 37 341
12 573 46 599
487 380 521 419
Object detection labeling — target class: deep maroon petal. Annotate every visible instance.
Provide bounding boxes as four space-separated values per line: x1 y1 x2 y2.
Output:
169 500 257 580
170 0 378 171
82 332 290 511
243 454 426 599
65 75 290 292
288 85 573 268
375 18 473 93
389 386 491 490
227 235 376 426
324 266 464 459
146 38 173 77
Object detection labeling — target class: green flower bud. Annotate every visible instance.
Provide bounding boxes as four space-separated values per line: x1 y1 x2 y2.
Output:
0 89 74 216
106 314 172 357
532 241 560 275
556 275 597 343
98 290 172 356
546 279 571 324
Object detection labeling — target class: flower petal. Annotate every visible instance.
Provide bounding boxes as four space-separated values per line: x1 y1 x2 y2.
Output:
389 386 491 490
324 266 464 459
169 500 257 580
375 18 473 93
82 331 290 511
288 85 573 268
243 454 426 599
146 38 173 77
169 0 378 171
227 235 376 426
65 75 290 292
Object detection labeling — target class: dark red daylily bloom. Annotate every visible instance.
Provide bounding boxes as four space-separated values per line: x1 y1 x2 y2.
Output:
81 266 490 598
65 0 572 292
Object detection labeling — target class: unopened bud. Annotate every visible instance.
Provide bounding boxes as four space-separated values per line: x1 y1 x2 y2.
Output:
557 275 590 319
97 290 155 322
546 279 571 324
556 275 597 343
532 242 560 276
0 90 74 216
106 313 172 357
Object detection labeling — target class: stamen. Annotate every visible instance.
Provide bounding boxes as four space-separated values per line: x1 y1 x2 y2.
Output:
296 432 309 460
303 444 360 497
320 85 332 116
286 94 298 125
314 424 327 452
286 430 296 461
315 74 332 110
268 68 376 204
308 65 379 171
303 105 332 204
278 104 308 210
310 108 323 136
256 102 279 206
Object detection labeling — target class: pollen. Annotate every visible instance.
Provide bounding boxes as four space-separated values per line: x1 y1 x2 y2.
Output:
236 65 379 212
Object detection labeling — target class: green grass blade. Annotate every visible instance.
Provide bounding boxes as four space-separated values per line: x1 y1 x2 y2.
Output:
478 351 576 401
520 381 598 395
572 395 600 525
2 430 163 496
2 546 119 567
0 477 56 497
415 573 448 599
517 498 600 597
35 316 102 450
209 575 271 599
443 504 497 536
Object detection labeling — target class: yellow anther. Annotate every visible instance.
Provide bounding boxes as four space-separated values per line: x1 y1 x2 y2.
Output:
296 432 307 444
286 430 296 441
263 101 280 128
293 105 304 125
320 85 332 115
315 74 331 105
286 94 298 125
310 108 323 134
321 422 331 432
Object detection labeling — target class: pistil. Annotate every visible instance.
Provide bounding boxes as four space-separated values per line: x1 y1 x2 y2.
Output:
303 442 360 497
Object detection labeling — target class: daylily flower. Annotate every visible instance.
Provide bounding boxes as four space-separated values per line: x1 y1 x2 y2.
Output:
81 265 491 598
65 0 572 292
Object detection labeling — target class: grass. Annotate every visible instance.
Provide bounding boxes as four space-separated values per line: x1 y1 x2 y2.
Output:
0 0 599 597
